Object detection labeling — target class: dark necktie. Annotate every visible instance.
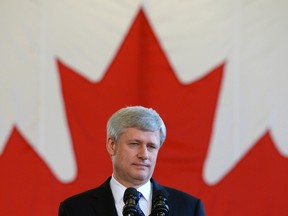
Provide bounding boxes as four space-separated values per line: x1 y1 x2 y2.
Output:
137 191 145 216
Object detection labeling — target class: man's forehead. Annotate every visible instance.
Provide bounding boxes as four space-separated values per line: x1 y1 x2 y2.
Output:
120 128 160 142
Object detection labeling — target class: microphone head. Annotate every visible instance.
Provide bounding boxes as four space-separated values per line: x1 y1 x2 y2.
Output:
153 190 169 200
123 187 140 216
123 187 140 203
152 190 169 216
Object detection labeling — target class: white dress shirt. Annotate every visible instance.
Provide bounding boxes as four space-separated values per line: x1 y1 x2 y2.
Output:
110 175 152 216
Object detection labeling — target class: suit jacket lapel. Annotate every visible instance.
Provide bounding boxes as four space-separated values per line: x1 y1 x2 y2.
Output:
90 177 118 216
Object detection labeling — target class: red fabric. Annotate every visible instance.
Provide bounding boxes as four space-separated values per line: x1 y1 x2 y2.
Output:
1 9 287 216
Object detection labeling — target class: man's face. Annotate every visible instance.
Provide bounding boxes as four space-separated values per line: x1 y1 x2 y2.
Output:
107 127 161 188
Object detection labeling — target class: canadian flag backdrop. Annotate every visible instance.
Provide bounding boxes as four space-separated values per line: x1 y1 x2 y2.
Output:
1 0 288 215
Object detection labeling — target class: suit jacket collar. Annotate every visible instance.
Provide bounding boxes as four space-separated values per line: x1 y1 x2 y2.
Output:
151 178 168 194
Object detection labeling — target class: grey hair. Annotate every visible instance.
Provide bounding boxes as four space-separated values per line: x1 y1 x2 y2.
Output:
107 106 166 147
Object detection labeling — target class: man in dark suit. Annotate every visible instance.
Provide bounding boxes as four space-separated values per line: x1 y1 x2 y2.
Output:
59 106 205 216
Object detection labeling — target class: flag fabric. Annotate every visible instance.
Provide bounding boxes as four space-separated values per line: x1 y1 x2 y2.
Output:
0 1 288 215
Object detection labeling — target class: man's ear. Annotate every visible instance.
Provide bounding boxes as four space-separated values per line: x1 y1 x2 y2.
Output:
106 137 116 156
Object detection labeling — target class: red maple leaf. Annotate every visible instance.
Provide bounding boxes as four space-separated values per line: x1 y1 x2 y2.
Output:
1 9 288 216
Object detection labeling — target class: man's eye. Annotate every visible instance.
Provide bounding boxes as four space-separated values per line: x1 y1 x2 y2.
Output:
148 145 156 149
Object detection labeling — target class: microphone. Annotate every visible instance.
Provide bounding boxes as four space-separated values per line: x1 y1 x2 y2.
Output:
151 190 169 216
123 187 140 216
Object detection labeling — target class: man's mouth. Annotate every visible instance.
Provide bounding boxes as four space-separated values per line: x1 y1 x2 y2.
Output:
133 163 149 168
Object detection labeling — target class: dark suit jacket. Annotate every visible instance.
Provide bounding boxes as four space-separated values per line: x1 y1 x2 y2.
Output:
59 177 206 216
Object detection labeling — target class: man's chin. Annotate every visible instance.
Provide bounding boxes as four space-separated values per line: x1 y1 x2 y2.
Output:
132 173 151 183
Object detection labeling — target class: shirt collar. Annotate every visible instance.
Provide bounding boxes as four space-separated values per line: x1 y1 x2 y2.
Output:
110 176 152 203
137 180 152 201
110 176 126 204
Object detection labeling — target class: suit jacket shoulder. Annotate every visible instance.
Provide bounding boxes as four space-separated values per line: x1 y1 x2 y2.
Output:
59 177 117 216
151 179 206 216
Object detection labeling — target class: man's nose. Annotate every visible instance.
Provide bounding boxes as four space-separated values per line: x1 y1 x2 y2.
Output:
138 145 148 159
